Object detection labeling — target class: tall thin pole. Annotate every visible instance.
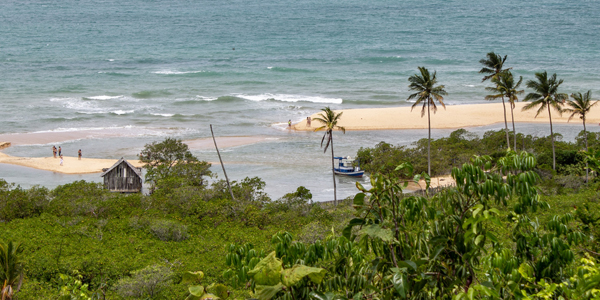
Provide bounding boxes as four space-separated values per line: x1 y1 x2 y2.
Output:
330 133 337 206
210 125 235 201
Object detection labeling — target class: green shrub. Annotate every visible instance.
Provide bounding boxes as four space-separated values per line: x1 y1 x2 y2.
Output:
0 184 50 222
114 264 174 299
47 181 109 217
148 219 189 242
297 221 330 244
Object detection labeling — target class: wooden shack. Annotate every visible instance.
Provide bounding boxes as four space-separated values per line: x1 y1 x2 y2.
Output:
100 158 142 193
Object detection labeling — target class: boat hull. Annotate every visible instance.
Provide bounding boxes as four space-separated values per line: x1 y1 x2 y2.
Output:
334 170 364 178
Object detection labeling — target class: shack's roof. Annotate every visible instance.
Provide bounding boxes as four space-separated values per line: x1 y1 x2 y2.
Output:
100 158 142 177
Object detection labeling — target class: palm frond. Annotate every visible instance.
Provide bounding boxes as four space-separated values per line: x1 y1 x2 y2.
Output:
407 67 446 118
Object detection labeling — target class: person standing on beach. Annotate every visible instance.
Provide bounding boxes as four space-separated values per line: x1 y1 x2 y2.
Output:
58 146 62 156
307 117 311 127
52 146 57 158
60 155 63 166
288 120 292 127
78 149 82 160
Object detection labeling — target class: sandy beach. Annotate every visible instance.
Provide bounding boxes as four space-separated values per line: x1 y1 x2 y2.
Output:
0 152 144 174
0 136 263 174
294 102 600 131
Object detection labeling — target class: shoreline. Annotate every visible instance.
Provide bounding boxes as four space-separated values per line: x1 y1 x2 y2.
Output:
293 102 600 131
0 152 144 175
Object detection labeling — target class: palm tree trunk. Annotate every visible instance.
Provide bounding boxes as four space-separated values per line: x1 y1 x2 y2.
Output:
548 105 556 171
427 99 431 175
584 117 588 183
510 102 516 150
330 133 337 205
502 96 510 149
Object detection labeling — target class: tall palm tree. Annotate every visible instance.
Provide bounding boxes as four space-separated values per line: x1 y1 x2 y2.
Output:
0 241 24 300
314 107 346 205
480 52 512 148
564 90 598 182
408 67 448 175
479 52 510 82
489 71 524 150
523 71 568 171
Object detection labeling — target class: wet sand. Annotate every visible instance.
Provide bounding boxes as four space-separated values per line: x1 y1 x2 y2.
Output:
0 152 144 174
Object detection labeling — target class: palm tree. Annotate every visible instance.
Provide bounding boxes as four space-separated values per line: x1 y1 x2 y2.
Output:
314 107 346 205
523 71 568 171
480 52 512 148
0 241 24 300
564 90 598 182
408 67 448 175
489 72 524 150
479 52 510 82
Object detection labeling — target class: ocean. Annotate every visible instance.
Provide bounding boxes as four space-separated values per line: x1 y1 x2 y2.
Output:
1 0 599 201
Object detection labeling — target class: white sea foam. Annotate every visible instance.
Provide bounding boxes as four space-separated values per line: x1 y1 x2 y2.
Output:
49 97 78 102
111 110 134 115
29 125 136 134
235 93 343 104
153 70 206 75
107 59 115 61
151 113 175 117
195 95 218 101
267 66 273 69
85 95 123 100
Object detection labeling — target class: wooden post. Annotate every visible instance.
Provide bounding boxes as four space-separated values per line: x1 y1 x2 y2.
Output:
210 125 235 201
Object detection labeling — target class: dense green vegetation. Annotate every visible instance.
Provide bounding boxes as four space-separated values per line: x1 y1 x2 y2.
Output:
0 176 353 299
3 134 600 299
357 128 600 180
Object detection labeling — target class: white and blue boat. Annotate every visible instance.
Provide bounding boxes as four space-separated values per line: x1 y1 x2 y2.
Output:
333 156 365 178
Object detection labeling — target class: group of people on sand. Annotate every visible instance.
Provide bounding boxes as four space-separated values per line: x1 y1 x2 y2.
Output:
52 146 82 166
287 117 312 129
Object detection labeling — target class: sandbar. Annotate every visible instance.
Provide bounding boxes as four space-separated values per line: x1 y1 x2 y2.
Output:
294 102 600 131
0 136 260 174
0 152 144 174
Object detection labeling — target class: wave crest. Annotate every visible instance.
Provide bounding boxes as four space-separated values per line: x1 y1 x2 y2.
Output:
236 93 342 104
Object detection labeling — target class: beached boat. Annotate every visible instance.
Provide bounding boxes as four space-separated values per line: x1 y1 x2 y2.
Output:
333 156 364 177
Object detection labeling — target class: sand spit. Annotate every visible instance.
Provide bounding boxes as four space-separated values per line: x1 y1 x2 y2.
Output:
293 102 600 131
0 153 144 174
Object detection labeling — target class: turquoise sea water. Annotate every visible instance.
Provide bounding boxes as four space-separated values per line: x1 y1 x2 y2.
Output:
1 0 599 200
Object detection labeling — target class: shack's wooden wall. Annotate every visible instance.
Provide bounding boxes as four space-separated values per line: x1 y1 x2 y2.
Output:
103 162 142 192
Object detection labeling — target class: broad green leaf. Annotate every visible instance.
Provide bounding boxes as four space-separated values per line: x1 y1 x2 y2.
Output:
254 283 284 300
518 263 534 281
474 234 484 245
200 293 220 300
189 285 205 297
355 181 366 192
359 224 394 242
247 252 283 286
392 272 408 298
309 291 348 300
281 265 327 286
353 193 365 206
430 246 444 261
395 162 414 176
467 287 475 300
206 283 229 299
182 271 205 284
486 232 498 244
397 260 418 272
342 218 365 240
